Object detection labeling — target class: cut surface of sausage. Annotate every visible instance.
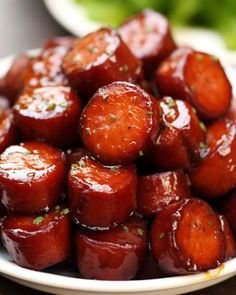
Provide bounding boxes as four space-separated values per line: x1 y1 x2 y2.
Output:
219 215 236 260
68 155 137 229
0 142 66 213
80 81 159 164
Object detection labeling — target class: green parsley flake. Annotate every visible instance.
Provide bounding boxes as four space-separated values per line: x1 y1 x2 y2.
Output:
139 150 144 156
59 101 68 108
71 163 78 170
149 111 154 116
60 208 70 216
159 232 165 240
199 121 207 132
122 64 129 72
46 103 56 111
166 97 176 108
54 216 59 221
54 205 61 212
199 141 207 149
211 55 219 62
73 54 82 62
196 54 203 61
192 107 197 114
88 46 96 53
79 160 87 168
110 166 117 172
110 114 117 122
33 216 44 225
137 228 145 236
121 224 129 232
166 109 175 119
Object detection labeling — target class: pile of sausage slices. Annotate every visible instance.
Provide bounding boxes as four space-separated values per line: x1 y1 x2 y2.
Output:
0 9 236 280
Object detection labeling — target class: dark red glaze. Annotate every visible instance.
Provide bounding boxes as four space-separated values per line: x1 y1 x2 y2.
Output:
62 28 143 98
80 81 160 165
0 142 66 213
0 109 15 153
68 155 137 229
0 78 5 95
222 190 236 235
75 216 148 280
118 9 176 79
13 86 83 147
219 215 236 260
137 171 190 218
226 98 236 123
144 97 205 171
43 36 76 50
1 54 31 102
24 47 68 89
155 48 232 120
190 119 236 198
151 198 225 275
1 206 71 270
66 148 91 167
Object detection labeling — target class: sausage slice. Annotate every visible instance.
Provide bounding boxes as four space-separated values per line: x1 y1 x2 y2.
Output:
219 215 236 261
155 48 232 121
43 36 76 50
1 206 71 270
80 81 160 164
0 142 66 213
68 155 137 229
151 198 225 274
118 9 176 78
75 216 148 280
62 28 143 98
0 109 15 153
13 86 82 147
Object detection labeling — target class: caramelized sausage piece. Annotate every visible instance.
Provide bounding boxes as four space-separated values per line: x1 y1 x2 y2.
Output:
62 28 143 98
155 48 232 120
0 142 66 213
1 54 31 102
0 109 15 153
24 47 68 89
68 155 137 229
80 82 160 165
43 36 76 50
226 98 236 123
219 215 236 261
190 119 236 198
76 216 148 280
1 206 71 270
13 86 82 147
137 171 190 218
143 97 205 171
222 190 236 235
151 198 225 275
118 9 176 79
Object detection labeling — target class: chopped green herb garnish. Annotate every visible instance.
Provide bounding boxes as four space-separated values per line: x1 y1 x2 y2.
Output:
46 103 56 111
110 166 117 172
199 121 207 132
137 228 145 236
166 109 176 119
59 101 68 108
192 107 197 114
33 216 44 225
88 46 96 53
73 54 82 62
110 114 117 122
79 160 87 168
190 85 196 92
166 97 176 108
71 163 78 170
211 55 219 62
139 150 144 156
196 54 203 61
44 213 49 218
159 232 165 240
60 208 70 216
199 141 207 149
121 224 129 232
149 111 154 116
122 64 129 72
54 216 59 221
54 205 61 212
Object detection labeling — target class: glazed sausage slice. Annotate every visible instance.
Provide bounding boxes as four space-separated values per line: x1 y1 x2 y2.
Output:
80 82 160 164
151 198 225 275
118 9 176 79
68 155 137 229
75 216 148 280
43 36 76 50
1 206 71 270
1 54 31 102
0 142 66 213
143 97 205 171
0 109 15 153
222 190 236 235
226 99 236 123
13 86 82 147
62 28 143 98
24 47 68 89
219 215 236 261
137 171 190 218
155 48 232 121
190 119 236 198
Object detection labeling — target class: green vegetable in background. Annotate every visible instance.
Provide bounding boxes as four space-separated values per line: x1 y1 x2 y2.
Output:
74 0 236 49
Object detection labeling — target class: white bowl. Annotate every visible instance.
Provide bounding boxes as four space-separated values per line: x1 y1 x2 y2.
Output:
0 49 236 294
